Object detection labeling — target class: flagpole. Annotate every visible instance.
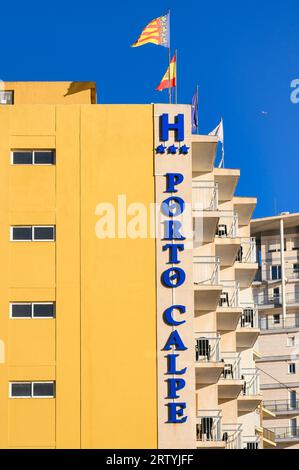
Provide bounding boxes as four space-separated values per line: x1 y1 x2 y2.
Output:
196 84 199 134
168 9 171 104
175 49 178 104
220 115 224 168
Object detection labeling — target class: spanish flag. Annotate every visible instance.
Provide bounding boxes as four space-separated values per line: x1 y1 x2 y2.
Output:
131 12 170 48
156 53 176 91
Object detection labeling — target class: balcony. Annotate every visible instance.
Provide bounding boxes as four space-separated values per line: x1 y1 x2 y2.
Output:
217 281 242 331
262 427 276 447
269 426 299 443
214 168 240 202
236 305 259 349
235 238 258 287
194 256 222 310
222 424 243 449
196 410 225 448
254 293 299 309
192 135 218 173
215 212 240 266
242 435 260 449
233 196 257 226
263 399 299 416
195 333 223 384
238 369 262 413
259 314 299 333
192 182 219 243
218 352 244 399
254 266 299 284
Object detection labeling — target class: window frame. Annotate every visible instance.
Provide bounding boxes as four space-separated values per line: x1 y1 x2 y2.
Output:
10 150 55 166
9 302 55 319
9 381 55 399
288 363 296 374
0 90 14 105
10 225 55 242
287 336 296 347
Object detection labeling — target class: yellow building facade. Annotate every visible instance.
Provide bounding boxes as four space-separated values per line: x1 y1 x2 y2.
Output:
0 82 157 448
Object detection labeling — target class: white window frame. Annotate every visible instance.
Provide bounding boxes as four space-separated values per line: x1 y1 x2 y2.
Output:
9 302 55 319
10 225 55 242
287 336 296 347
9 381 55 398
0 90 13 105
10 150 55 166
288 363 296 374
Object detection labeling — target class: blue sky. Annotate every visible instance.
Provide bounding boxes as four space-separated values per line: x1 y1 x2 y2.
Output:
1 0 298 218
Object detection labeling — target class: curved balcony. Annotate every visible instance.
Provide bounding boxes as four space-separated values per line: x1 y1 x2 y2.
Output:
194 256 222 310
192 182 219 244
235 238 258 287
236 304 259 350
195 333 223 385
218 352 244 399
217 280 242 331
215 212 240 266
238 369 262 413
196 410 225 449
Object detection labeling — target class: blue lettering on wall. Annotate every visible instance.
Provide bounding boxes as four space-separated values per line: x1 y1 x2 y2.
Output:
160 113 185 142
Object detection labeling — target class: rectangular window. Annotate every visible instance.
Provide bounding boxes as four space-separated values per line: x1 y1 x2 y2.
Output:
10 226 55 241
273 314 281 324
10 302 55 319
268 239 286 253
288 363 296 374
287 336 296 347
271 265 282 280
11 150 55 165
0 90 13 105
10 381 55 398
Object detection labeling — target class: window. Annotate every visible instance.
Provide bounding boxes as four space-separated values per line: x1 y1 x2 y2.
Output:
293 239 299 251
288 363 296 374
273 314 281 324
287 336 296 347
10 226 55 241
0 90 13 105
10 381 55 398
10 302 55 319
271 265 282 280
11 150 55 165
268 239 286 253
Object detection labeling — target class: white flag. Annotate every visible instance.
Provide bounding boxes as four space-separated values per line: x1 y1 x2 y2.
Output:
209 117 224 167
209 117 223 144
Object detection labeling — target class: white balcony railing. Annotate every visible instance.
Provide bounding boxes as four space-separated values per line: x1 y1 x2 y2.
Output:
243 435 260 449
259 314 299 331
222 424 243 449
241 369 260 396
195 333 221 362
221 352 241 380
239 304 258 329
197 410 222 442
219 280 240 307
192 181 218 211
193 256 220 285
216 211 238 238
236 238 256 263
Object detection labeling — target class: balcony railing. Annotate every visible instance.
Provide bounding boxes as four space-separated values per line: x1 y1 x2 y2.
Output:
236 238 257 263
254 267 299 282
241 369 260 396
269 426 299 440
192 182 218 211
239 304 258 329
222 424 243 449
259 314 299 331
216 211 238 238
254 293 299 307
197 410 222 442
219 280 240 308
263 427 276 443
263 399 299 413
195 333 221 362
193 256 220 285
243 436 260 449
221 352 241 380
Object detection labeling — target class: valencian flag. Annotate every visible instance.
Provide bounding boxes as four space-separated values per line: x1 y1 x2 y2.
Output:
156 53 176 91
131 12 170 48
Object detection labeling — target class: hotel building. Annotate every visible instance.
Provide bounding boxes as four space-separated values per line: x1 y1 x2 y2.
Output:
251 213 299 448
0 82 267 449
